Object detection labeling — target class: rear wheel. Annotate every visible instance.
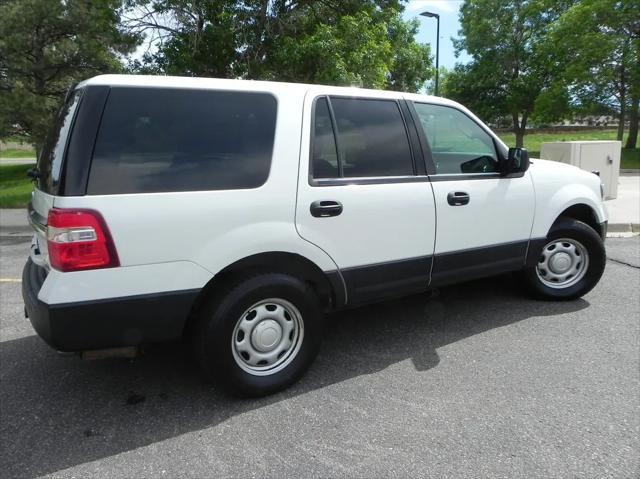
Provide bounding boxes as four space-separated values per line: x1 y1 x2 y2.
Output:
194 273 323 397
520 218 605 300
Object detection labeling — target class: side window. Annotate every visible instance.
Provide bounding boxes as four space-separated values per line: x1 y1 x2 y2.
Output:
38 89 82 194
413 103 498 174
310 96 414 180
88 88 277 194
312 98 339 179
331 98 413 177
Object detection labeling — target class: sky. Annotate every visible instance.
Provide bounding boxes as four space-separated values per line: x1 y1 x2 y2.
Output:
403 0 471 70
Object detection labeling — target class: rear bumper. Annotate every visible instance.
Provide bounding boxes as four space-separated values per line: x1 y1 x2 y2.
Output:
22 259 199 352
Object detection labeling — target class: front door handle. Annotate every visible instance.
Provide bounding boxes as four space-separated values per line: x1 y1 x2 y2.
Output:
447 191 470 206
310 200 343 217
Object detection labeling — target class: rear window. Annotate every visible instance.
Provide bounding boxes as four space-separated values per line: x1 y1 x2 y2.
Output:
37 89 83 194
87 88 277 194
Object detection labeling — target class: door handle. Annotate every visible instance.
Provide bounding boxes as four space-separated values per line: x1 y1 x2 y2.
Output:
447 191 470 206
310 200 343 217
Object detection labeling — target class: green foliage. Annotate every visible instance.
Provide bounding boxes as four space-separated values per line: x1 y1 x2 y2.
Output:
386 17 434 92
446 0 576 146
441 63 508 123
0 164 33 208
620 148 640 169
552 0 640 146
271 11 392 88
0 0 140 151
127 0 433 91
446 0 640 147
531 84 571 125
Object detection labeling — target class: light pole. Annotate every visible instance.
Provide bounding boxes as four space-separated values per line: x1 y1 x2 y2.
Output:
420 11 440 96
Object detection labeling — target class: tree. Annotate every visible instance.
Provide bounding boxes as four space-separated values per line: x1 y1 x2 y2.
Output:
440 63 509 125
450 0 575 147
124 0 433 92
386 16 434 92
554 0 640 147
0 0 139 153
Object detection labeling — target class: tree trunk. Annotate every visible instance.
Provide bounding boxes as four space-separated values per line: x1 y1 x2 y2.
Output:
625 94 638 149
617 89 626 141
617 109 626 141
512 112 527 148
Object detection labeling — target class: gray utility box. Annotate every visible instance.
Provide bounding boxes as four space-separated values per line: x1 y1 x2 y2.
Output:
540 141 621 199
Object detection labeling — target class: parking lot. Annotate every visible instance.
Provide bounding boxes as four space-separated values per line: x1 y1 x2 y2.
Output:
1 235 638 478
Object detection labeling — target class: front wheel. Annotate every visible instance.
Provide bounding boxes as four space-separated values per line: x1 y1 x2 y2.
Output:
519 218 606 300
194 273 324 397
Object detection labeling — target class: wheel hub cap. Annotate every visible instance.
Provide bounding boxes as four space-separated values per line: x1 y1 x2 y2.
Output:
536 238 589 289
251 319 282 352
549 252 572 273
231 298 304 376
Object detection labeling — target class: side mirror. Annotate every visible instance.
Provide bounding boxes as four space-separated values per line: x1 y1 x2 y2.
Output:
501 147 530 176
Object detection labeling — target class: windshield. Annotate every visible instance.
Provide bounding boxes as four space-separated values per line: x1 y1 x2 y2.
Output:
37 89 83 194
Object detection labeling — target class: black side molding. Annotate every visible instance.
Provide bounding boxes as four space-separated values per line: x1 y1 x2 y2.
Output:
339 255 432 306
431 240 529 287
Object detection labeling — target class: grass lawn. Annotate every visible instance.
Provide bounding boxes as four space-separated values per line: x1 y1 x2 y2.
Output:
620 148 640 169
0 148 36 158
497 129 639 169
0 164 33 208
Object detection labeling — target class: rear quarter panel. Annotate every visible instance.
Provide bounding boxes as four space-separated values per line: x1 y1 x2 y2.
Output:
51 84 339 299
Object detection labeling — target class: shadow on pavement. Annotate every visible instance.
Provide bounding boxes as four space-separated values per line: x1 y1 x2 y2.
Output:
0 275 589 478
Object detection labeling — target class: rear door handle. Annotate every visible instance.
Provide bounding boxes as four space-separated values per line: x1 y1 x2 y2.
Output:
310 200 343 217
447 191 470 206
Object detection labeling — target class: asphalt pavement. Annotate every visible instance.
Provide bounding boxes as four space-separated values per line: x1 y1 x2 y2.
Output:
0 236 638 478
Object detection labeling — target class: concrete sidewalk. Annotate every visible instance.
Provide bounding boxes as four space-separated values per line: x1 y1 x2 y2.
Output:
605 175 640 234
1 176 638 237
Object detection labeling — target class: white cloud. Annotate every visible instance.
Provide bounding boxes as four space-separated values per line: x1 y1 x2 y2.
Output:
405 0 463 13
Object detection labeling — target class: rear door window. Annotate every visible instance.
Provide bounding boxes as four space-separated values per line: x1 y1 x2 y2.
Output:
88 88 277 194
310 96 414 180
311 97 340 178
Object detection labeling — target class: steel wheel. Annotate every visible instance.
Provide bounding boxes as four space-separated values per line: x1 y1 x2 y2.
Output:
231 298 304 376
536 238 589 289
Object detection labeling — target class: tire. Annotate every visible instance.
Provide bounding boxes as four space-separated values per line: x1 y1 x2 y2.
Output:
194 273 324 397
519 217 605 300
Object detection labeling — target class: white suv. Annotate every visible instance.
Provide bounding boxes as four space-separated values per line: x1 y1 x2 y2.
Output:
23 75 607 396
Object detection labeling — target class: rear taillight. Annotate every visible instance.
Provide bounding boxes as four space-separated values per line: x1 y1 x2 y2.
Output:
47 208 119 272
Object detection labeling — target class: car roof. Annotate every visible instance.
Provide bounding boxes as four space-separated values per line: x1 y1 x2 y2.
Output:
77 74 458 107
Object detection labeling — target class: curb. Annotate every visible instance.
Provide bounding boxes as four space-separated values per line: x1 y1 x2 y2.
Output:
606 223 640 235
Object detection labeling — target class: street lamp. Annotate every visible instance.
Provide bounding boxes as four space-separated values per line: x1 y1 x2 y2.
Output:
420 11 440 96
